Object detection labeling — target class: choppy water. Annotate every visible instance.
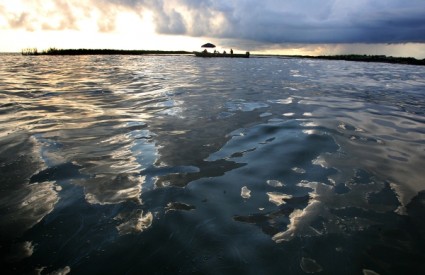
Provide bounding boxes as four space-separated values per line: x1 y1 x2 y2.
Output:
1 54 425 274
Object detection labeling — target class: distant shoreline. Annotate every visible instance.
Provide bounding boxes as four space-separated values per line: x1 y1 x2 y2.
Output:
262 54 425 66
21 48 192 56
20 48 425 66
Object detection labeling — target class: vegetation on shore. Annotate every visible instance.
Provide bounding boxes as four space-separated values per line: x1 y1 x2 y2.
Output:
21 48 191 56
21 48 40 55
282 54 425 66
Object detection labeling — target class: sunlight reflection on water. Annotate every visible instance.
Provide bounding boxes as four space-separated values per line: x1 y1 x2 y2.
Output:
1 54 425 274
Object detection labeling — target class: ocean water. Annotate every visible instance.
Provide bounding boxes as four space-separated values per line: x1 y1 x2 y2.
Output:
0 54 425 274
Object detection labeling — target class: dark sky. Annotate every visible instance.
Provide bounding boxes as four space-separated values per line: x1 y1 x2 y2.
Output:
111 0 425 44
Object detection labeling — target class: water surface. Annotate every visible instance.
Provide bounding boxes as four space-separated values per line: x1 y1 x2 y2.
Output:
1 54 425 274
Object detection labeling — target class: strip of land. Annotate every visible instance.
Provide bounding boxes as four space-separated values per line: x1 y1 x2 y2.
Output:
259 54 425 66
21 48 425 66
21 48 191 56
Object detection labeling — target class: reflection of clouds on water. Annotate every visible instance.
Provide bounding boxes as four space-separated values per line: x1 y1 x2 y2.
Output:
62 126 158 205
0 181 59 237
241 186 251 199
0 130 61 241
0 134 62 270
83 174 144 205
291 167 306 174
267 192 292 206
210 117 402 243
273 200 324 242
2 117 159 251
272 179 397 243
300 95 425 214
266 179 284 187
115 210 153 235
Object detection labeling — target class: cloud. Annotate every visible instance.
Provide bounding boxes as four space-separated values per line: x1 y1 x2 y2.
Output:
1 0 425 45
0 0 142 32
1 0 80 31
137 0 425 44
7 12 33 30
151 3 187 34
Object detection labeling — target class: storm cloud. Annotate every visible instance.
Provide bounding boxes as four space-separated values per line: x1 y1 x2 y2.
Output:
116 0 425 44
1 0 425 44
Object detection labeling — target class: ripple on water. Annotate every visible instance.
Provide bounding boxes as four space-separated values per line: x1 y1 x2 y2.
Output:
300 257 323 273
0 181 59 237
1 55 425 274
226 100 269 112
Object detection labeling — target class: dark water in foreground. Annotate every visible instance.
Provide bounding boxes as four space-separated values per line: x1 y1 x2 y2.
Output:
1 55 425 274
